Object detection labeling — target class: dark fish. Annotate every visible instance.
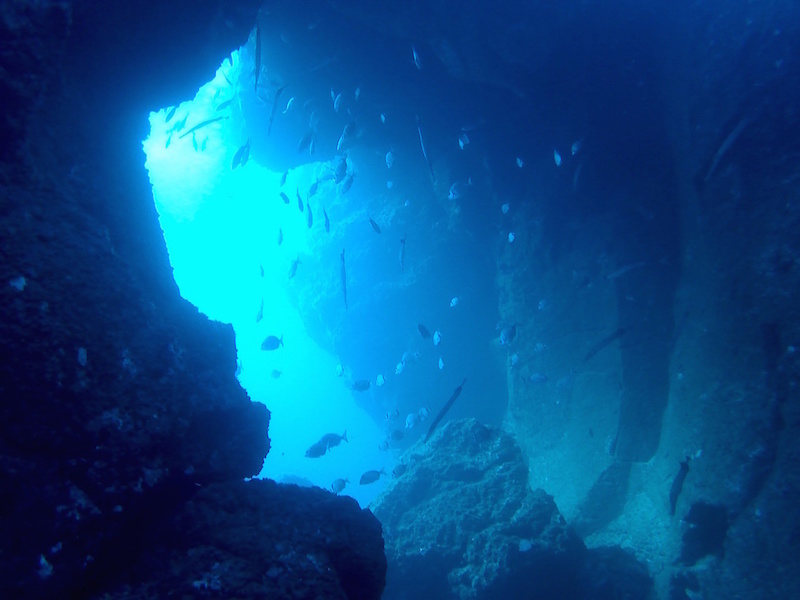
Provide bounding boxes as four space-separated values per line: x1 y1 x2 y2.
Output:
271 369 282 379
231 139 251 169
191 132 198 151
305 440 328 458
216 98 234 111
424 377 467 443
669 457 691 516
296 188 304 212
308 179 319 198
499 324 516 346
331 478 349 494
261 334 284 351
351 380 370 392
179 115 228 139
323 207 330 233
399 234 406 271
165 106 177 122
169 114 188 133
320 431 348 449
418 323 431 339
359 469 385 485
307 203 313 228
415 114 436 181
254 24 261 93
389 429 404 441
340 248 348 309
267 84 287 136
280 171 288 186
289 258 301 279
297 130 315 154
165 133 173 148
256 298 264 323
584 328 626 362
259 264 265 278
392 463 407 478
340 173 354 194
280 191 290 204
368 218 381 234
277 228 283 245
333 156 347 183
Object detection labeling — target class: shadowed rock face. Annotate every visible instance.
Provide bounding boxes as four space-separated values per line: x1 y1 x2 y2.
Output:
0 2 385 598
372 419 650 600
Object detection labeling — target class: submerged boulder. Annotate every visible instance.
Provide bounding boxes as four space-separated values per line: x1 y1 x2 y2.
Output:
373 418 650 599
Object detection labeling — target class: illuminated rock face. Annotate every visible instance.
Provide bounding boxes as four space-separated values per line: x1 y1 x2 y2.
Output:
0 2 384 599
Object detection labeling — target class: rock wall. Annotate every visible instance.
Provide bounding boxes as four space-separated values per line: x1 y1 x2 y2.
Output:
0 1 385 598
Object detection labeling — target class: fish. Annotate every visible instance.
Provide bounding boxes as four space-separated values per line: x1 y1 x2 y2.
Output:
510 353 519 367
168 114 188 133
333 156 347 183
385 409 399 421
256 298 264 322
254 24 261 92
305 440 328 458
216 98 234 112
392 464 407 478
412 45 422 70
418 323 432 339
553 149 562 167
508 232 515 243
337 121 358 151
331 478 349 494
395 362 405 375
415 115 436 181
399 234 406 271
282 97 295 114
340 173 354 194
380 112 386 123
191 132 198 151
501 203 510 214
438 357 444 370
389 429 404 441
165 106 177 122
165 133 173 148
296 188 304 212
333 92 343 112
433 331 442 346
340 249 348 309
669 457 691 515
320 431 348 449
528 373 548 384
261 335 284 351
458 132 470 149
418 406 430 421
450 297 459 307
606 262 646 280
368 218 381 234
405 413 417 429
231 139 251 169
289 258 301 279
351 379 370 392
516 157 524 168
280 192 290 204
359 469 385 485
307 203 313 228
448 182 462 201
386 150 394 169
402 351 419 366
259 264 265 278
335 364 344 377
323 207 330 233
500 324 516 346
378 440 389 451
424 377 467 442
267 84 287 137
376 374 385 387
308 179 319 198
584 328 626 362
571 138 583 155
178 115 228 139
271 369 282 379
297 130 316 154
355 87 361 100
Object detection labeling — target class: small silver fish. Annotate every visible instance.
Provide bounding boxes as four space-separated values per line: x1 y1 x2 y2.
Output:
412 46 422 70
386 150 394 169
282 97 295 114
554 149 562 166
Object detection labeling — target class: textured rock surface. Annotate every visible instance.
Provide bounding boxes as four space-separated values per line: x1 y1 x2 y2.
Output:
0 1 385 598
373 419 650 599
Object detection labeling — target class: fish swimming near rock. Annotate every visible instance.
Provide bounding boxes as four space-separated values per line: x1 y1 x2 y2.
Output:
415 114 435 181
216 98 234 112
412 45 422 70
333 156 348 183
340 249 348 309
331 478 349 494
359 469 385 485
296 188 304 212
231 139 251 170
277 228 283 245
669 457 691 516
305 440 328 458
297 130 316 154
351 380 370 392
271 369 282 379
279 191 290 204
424 377 467 443
323 207 330 233
418 323 432 339
289 258 301 279
179 115 228 139
267 84 287 136
368 218 381 234
340 173 354 194
165 106 178 122
499 324 516 346
399 234 406 271
280 171 288 186
256 298 264 323
261 335 284 351
254 24 262 92
392 463 407 478
307 203 313 228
